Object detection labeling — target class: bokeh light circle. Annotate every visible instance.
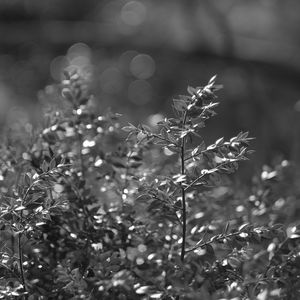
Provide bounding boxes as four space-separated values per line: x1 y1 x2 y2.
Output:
130 54 155 79
121 1 147 27
67 43 92 61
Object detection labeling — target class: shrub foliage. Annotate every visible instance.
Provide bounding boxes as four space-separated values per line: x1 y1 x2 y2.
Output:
0 72 299 299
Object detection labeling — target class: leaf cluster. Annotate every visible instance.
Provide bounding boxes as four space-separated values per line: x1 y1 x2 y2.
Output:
0 72 299 300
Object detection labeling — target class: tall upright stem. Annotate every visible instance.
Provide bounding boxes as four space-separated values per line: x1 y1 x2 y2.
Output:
17 193 28 300
180 144 186 262
180 112 188 262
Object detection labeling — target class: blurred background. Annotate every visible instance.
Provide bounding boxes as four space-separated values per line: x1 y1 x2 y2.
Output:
0 0 300 175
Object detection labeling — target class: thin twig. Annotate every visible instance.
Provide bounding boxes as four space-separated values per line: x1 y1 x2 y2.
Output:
184 160 237 191
180 111 188 262
17 186 29 299
150 132 177 146
185 231 245 253
184 173 207 191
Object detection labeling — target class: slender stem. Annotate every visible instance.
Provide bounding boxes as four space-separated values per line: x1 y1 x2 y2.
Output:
18 188 28 299
184 173 207 191
180 146 186 262
18 232 28 299
185 230 248 253
184 160 236 191
180 112 188 262
150 132 177 146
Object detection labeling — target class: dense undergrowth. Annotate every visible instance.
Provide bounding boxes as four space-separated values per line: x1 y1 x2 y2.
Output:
0 71 299 299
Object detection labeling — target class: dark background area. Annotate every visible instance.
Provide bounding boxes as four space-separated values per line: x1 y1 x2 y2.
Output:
0 0 300 175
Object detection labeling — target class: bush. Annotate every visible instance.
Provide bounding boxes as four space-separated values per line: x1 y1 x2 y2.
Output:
0 71 299 299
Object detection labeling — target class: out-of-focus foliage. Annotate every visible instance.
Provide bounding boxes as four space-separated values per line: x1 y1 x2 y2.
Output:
0 72 299 299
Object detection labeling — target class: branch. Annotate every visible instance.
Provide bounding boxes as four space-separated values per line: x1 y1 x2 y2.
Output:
149 132 177 146
184 160 238 191
185 231 243 253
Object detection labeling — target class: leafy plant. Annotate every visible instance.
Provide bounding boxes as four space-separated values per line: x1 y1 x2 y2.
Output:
0 71 299 300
